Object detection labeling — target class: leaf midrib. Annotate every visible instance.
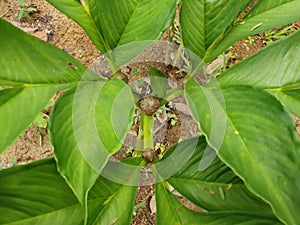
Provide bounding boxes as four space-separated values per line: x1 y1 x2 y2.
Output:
212 94 292 223
116 0 139 47
190 84 285 218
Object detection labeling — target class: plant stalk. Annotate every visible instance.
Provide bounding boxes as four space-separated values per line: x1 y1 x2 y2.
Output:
143 112 154 150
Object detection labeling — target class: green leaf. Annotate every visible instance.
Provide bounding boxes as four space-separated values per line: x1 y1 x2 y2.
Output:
101 157 147 186
156 181 282 225
271 89 300 117
88 158 144 224
49 78 134 220
185 80 300 224
0 19 86 86
217 30 300 117
45 0 106 53
208 0 300 61
0 158 138 225
180 0 252 60
46 0 177 54
180 1 300 62
49 87 99 220
0 158 82 225
72 78 135 173
165 137 276 217
149 65 168 98
0 19 90 154
0 87 59 154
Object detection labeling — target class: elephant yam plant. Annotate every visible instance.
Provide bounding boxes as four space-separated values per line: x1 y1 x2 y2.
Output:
0 0 300 224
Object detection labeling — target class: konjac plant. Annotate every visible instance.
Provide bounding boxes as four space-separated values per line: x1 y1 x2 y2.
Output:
0 0 300 224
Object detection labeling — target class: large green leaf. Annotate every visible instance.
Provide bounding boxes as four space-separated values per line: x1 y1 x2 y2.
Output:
217 30 300 117
72 78 135 173
0 19 88 154
46 0 177 54
0 158 138 225
0 19 85 86
0 87 60 154
88 158 144 224
185 80 300 224
180 0 300 62
156 181 282 225
49 87 99 219
180 0 252 60
49 78 134 220
208 0 300 61
164 137 276 217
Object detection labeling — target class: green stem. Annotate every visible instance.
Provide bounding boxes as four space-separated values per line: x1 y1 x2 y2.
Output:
143 112 154 150
134 116 144 157
134 112 154 157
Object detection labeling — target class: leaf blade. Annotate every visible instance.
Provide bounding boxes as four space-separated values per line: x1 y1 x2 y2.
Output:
180 0 252 59
0 158 83 225
0 86 67 154
217 30 300 116
0 19 85 86
0 158 139 225
47 0 177 54
0 19 92 153
185 80 300 224
208 0 300 61
165 137 275 217
49 78 134 221
156 181 282 225
149 65 168 98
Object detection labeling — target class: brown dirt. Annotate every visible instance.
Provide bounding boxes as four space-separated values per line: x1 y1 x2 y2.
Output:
0 0 100 66
1 1 300 224
226 35 265 65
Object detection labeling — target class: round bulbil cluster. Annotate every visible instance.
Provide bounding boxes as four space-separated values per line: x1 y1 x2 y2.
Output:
140 95 160 115
142 148 156 163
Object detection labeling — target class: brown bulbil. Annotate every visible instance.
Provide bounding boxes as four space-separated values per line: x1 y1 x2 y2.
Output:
142 148 155 163
140 95 160 115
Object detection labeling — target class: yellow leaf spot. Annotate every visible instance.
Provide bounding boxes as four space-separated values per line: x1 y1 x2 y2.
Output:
234 130 239 135
227 183 233 191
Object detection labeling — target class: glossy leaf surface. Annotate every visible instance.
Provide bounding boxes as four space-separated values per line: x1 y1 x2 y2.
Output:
217 30 300 117
0 158 138 225
46 0 177 54
180 0 300 61
0 19 84 154
156 181 282 225
210 0 300 61
49 78 134 215
185 80 300 224
164 137 275 217
180 0 252 60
